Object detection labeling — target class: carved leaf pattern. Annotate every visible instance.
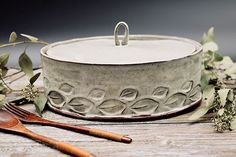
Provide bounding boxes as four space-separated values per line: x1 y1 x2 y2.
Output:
48 91 65 108
88 88 105 101
152 87 169 99
98 99 126 115
68 97 94 114
48 80 199 116
59 83 74 94
156 106 170 112
181 81 193 93
189 85 202 101
120 88 138 101
130 98 159 114
164 93 186 108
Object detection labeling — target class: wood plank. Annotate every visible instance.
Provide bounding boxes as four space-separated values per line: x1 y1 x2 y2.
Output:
0 123 236 157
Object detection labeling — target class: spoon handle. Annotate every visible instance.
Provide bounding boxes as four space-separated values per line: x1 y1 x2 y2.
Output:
23 130 95 157
40 120 132 143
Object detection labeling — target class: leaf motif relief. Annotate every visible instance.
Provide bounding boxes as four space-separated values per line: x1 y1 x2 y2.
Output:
164 93 186 108
152 87 169 99
189 85 202 102
88 88 105 101
181 81 193 93
130 98 159 115
48 91 65 108
120 88 138 101
59 83 74 94
156 106 170 113
68 97 94 114
98 99 126 115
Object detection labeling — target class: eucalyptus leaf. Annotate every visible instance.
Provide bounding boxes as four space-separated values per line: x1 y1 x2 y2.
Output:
230 117 236 130
1 67 8 77
0 84 5 91
201 27 215 44
201 72 210 90
0 94 5 101
217 108 224 116
202 42 219 53
201 33 208 44
215 56 234 70
207 27 215 40
0 83 8 95
30 72 41 85
225 64 236 78
218 89 230 107
214 52 223 62
227 90 234 102
21 34 38 42
188 104 210 121
0 53 9 67
19 52 33 78
203 85 215 107
9 32 17 43
33 93 47 116
0 94 6 108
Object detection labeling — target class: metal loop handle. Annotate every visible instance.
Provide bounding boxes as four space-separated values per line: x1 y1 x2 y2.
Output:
114 21 129 46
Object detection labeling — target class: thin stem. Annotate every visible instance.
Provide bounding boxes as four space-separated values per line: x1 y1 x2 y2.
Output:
0 40 48 48
0 77 12 93
3 67 42 79
8 73 26 84
11 89 22 92
3 70 22 79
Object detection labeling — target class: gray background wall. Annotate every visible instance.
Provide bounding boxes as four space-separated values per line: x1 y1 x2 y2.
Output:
0 0 236 67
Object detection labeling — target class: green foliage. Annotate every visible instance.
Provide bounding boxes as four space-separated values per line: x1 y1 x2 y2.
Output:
189 105 210 121
230 117 236 130
0 53 9 67
20 34 38 42
189 27 236 132
0 53 10 107
30 73 41 85
9 32 17 43
33 93 47 116
0 94 6 108
0 32 48 115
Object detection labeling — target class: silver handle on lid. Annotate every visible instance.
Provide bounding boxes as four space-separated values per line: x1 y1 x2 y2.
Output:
114 21 129 46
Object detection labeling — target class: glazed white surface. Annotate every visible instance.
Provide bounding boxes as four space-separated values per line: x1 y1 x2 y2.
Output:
46 38 197 64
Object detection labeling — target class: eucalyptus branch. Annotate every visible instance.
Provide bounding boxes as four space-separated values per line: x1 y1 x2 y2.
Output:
0 32 48 115
0 40 48 48
189 27 236 132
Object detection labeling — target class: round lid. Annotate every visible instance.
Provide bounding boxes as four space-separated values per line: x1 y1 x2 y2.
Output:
43 22 202 65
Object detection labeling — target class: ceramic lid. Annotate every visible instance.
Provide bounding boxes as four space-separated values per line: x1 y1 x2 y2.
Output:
43 22 202 65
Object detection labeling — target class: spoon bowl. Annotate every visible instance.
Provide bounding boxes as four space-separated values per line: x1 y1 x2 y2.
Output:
0 109 95 157
0 109 19 129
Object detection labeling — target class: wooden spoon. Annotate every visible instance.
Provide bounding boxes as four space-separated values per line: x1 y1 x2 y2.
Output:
0 109 95 157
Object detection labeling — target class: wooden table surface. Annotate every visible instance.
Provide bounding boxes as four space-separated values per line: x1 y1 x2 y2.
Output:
1 69 236 157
